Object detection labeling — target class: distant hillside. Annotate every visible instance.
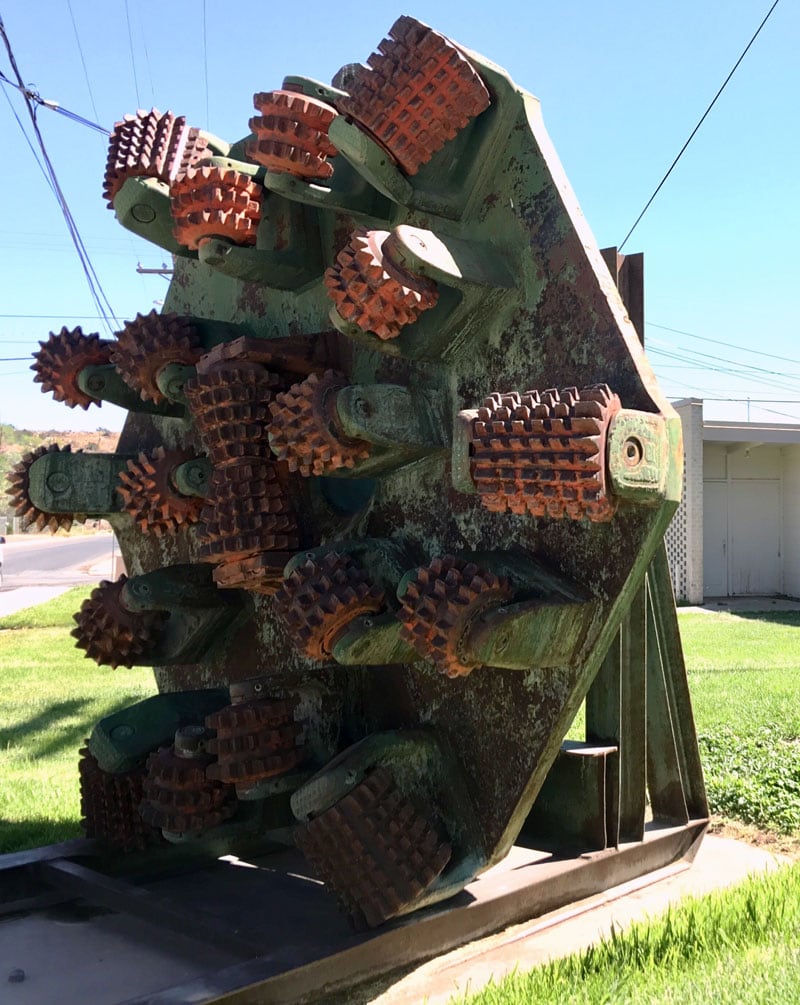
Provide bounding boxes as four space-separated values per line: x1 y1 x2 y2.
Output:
1 423 119 517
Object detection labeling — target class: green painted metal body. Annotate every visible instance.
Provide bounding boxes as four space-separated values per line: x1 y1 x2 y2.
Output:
27 20 706 922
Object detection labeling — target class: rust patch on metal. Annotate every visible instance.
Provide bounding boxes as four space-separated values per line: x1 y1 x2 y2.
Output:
171 166 261 250
111 311 203 403
398 555 512 677
117 446 204 537
275 552 385 660
247 90 338 180
268 369 371 476
468 384 621 521
7 444 78 533
336 15 490 175
140 737 237 833
31 327 112 410
295 767 452 929
323 229 438 340
71 575 168 669
78 745 160 852
103 108 208 208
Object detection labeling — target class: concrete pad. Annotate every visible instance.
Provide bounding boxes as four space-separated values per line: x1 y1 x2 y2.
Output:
369 836 787 1005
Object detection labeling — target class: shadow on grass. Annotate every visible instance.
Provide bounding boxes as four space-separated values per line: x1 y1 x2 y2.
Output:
728 611 800 628
5 694 148 761
0 817 81 856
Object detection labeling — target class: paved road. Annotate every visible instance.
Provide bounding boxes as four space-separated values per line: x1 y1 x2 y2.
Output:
0 534 116 617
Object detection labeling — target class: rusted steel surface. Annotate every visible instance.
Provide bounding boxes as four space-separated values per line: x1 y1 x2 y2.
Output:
323 229 439 340
248 89 339 180
7 444 78 532
275 551 385 660
8 13 706 938
336 16 491 174
78 746 159 852
110 311 203 403
268 370 373 475
31 327 113 410
170 166 262 251
103 108 209 208
117 446 204 536
466 385 621 521
71 575 168 669
295 767 452 929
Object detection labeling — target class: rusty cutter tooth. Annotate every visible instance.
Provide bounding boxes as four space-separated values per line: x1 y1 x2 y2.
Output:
170 166 261 250
268 370 372 477
197 459 300 564
7 444 78 533
110 311 203 404
324 229 438 341
336 15 491 176
295 767 452 929
469 384 622 522
398 555 513 678
184 363 281 467
275 551 385 661
31 327 112 410
247 89 338 180
103 108 210 208
79 745 160 852
117 446 204 537
71 575 168 669
205 695 307 789
139 727 237 834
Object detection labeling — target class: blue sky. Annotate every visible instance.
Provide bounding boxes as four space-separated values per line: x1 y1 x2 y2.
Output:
1 0 797 432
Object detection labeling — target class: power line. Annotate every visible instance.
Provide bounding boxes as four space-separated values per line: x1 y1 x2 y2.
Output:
0 313 109 319
0 70 106 134
0 75 54 191
648 340 800 384
648 322 800 367
619 0 782 251
124 0 142 106
0 17 118 332
65 0 101 125
649 345 800 397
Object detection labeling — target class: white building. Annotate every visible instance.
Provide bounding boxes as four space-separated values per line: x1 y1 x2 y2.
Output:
665 399 800 603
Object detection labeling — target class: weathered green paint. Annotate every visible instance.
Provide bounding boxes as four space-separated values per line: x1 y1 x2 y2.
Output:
59 18 707 918
27 450 131 516
89 689 229 773
77 365 183 415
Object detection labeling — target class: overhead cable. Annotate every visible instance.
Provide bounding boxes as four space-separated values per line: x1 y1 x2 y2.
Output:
619 0 782 250
0 69 107 134
66 0 101 125
0 16 118 332
648 321 800 367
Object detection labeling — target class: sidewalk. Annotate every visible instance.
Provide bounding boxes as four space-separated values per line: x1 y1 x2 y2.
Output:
681 595 800 615
0 559 112 619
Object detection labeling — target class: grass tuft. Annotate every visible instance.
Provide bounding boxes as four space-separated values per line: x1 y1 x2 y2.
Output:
455 863 800 1004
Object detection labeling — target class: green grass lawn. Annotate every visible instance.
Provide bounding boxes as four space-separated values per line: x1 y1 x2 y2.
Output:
456 862 800 1004
0 586 156 852
682 611 800 834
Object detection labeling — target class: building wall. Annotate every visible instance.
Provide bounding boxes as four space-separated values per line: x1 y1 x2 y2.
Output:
783 444 800 598
664 400 704 603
